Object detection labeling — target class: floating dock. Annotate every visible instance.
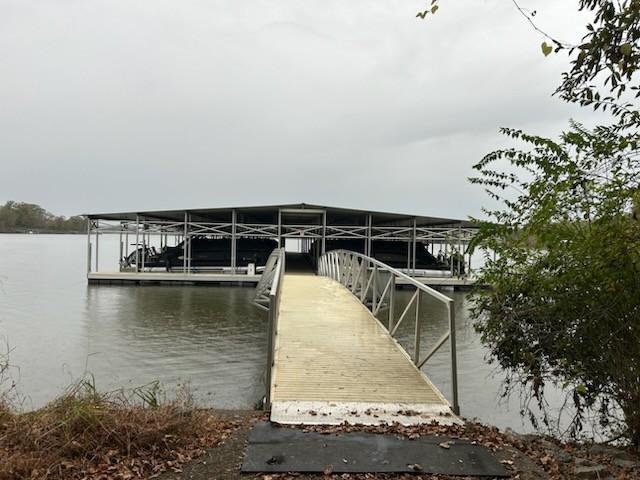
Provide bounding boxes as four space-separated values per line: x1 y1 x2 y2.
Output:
87 271 261 285
87 271 476 289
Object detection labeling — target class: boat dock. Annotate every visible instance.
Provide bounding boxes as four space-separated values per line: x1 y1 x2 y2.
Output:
85 203 479 289
85 203 474 424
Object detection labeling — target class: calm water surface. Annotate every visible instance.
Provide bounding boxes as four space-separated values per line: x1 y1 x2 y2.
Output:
0 234 555 432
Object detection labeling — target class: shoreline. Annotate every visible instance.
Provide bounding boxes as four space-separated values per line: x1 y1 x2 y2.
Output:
2 398 638 479
160 411 640 480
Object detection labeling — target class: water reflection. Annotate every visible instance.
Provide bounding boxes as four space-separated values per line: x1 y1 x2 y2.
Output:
84 285 267 408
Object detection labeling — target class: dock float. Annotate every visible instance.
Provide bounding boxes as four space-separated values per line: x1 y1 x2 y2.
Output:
87 272 261 285
87 271 476 289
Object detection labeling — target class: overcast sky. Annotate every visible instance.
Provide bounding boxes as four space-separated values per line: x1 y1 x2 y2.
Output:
0 1 601 219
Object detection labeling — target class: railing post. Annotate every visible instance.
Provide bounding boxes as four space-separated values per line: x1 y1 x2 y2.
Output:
351 257 362 294
413 289 421 365
265 293 275 408
448 299 460 414
330 253 334 279
327 253 335 279
372 265 377 312
360 260 369 302
388 275 395 331
346 254 354 287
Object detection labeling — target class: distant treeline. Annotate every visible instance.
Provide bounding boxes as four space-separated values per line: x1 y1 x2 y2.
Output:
0 201 85 233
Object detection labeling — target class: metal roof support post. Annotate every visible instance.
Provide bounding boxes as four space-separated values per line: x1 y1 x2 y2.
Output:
119 224 123 271
412 218 417 276
135 215 140 273
141 228 146 271
231 209 237 274
94 220 99 272
458 225 462 278
86 218 91 275
278 209 282 248
449 236 454 276
187 213 192 274
366 214 372 257
407 239 410 270
183 212 188 273
124 224 129 268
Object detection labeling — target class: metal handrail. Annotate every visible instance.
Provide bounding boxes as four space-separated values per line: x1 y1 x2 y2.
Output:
318 249 459 414
254 248 284 310
253 248 286 408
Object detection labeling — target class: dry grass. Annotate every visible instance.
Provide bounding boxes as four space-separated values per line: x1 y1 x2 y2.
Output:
0 378 240 479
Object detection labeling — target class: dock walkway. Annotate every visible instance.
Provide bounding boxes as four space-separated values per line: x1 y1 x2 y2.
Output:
270 273 458 425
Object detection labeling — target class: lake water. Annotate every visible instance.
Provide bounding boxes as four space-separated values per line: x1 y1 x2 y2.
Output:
0 234 560 433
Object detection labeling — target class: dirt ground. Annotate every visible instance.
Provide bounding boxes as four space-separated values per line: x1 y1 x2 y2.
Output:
158 410 262 480
157 410 640 480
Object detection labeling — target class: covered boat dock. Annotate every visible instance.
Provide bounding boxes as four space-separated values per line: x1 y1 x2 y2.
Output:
85 203 478 287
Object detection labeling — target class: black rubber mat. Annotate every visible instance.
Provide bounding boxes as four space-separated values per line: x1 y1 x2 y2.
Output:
242 422 509 476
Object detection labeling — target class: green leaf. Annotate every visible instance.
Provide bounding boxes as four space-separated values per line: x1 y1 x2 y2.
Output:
620 43 632 57
431 5 439 14
541 42 553 57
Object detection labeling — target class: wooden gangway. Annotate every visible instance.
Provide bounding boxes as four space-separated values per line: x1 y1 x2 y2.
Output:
258 250 461 426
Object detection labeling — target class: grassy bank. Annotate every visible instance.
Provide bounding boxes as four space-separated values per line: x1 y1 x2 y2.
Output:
1 376 638 479
0 379 241 480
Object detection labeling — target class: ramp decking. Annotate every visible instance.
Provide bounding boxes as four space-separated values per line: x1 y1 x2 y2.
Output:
270 274 458 425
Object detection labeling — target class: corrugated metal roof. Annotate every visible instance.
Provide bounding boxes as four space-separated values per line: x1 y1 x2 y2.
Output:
86 202 476 227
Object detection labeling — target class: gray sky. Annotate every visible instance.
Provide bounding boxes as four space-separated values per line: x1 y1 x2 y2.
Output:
0 0 600 219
